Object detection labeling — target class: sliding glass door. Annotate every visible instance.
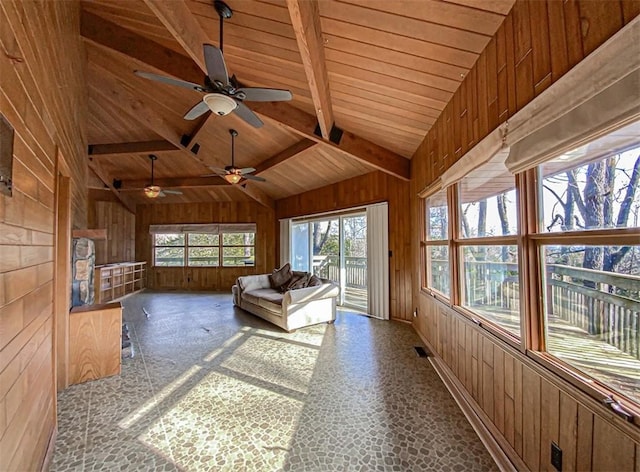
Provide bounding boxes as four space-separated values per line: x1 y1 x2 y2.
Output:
290 213 368 312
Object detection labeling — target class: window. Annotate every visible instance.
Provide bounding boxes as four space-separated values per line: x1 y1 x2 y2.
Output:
154 234 185 266
151 224 255 267
222 232 255 267
539 137 640 405
458 157 520 337
422 188 450 296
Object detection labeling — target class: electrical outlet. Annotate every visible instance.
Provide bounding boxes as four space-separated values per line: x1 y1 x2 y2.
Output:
551 442 562 471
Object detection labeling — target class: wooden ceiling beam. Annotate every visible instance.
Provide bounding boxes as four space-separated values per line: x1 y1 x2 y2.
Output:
88 139 178 156
286 0 334 140
89 62 274 209
88 158 136 214
253 139 317 175
250 102 410 180
81 11 204 85
119 176 226 190
83 5 409 181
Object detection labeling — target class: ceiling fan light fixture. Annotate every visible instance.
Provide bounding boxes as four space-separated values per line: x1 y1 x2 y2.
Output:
144 185 161 198
203 93 237 116
224 173 243 184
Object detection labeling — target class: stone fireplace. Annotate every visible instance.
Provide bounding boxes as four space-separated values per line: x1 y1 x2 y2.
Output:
71 237 95 307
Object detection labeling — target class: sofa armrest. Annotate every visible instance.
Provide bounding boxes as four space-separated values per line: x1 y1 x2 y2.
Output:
237 274 271 293
284 283 339 305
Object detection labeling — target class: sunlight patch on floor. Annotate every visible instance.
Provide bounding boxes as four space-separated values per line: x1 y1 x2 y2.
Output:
139 370 304 471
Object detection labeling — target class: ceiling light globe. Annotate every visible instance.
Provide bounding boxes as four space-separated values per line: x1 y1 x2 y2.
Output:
224 173 242 184
203 93 237 116
144 185 161 198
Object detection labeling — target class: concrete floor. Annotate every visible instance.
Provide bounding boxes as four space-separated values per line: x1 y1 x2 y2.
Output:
51 291 497 471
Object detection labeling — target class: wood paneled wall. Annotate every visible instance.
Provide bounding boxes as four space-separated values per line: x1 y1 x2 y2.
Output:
136 202 276 291
411 0 640 188
89 190 135 265
0 1 88 470
276 171 412 321
410 1 640 470
416 296 640 471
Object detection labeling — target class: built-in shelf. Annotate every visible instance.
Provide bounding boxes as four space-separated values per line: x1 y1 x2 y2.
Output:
94 262 146 304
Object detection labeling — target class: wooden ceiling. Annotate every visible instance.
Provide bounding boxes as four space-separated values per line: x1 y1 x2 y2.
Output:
81 0 515 208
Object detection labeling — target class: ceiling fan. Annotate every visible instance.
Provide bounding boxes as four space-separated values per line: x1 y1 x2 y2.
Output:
144 155 183 198
134 0 292 128
205 129 265 184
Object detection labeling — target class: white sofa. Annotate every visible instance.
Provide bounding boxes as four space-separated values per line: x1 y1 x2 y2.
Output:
232 274 339 332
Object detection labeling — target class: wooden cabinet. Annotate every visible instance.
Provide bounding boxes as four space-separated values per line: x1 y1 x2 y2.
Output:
69 302 122 385
95 262 146 303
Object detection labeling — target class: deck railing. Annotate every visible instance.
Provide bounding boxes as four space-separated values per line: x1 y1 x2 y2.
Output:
428 259 640 359
546 264 640 359
313 256 367 288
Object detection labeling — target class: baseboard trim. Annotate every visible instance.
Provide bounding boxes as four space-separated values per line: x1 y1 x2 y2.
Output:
415 330 526 472
41 426 57 472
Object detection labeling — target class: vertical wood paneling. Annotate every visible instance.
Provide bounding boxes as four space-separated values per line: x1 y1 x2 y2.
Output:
558 393 578 471
411 0 637 188
522 365 541 470
415 296 640 472
591 415 635 471
578 0 623 56
90 198 135 265
0 0 87 470
539 380 560 471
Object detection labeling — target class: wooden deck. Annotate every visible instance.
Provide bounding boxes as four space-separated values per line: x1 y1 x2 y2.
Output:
475 306 640 403
343 286 367 312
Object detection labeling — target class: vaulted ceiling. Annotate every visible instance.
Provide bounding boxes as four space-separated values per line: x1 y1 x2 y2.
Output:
82 0 515 210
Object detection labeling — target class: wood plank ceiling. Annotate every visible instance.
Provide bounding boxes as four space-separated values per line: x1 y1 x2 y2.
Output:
81 0 515 207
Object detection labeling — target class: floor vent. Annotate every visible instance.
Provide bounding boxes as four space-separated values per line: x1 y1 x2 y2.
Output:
414 346 429 358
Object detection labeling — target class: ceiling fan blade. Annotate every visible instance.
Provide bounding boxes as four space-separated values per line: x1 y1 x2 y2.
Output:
203 44 229 86
162 189 183 195
236 87 292 102
233 101 263 128
238 167 256 174
184 100 210 120
207 167 228 174
135 71 202 91
158 191 167 198
242 174 266 182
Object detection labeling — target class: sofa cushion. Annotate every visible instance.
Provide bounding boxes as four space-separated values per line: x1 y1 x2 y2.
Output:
258 298 284 312
307 274 322 287
269 263 292 290
238 274 270 292
243 288 284 306
284 271 310 291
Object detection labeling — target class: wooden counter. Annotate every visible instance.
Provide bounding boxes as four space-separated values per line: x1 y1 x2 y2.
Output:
69 302 122 385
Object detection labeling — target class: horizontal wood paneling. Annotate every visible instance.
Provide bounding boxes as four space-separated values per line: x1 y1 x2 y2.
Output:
416 295 640 471
0 0 88 470
276 171 412 321
135 202 276 291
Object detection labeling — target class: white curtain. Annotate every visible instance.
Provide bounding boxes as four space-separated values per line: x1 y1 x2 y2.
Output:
279 218 291 267
366 202 389 320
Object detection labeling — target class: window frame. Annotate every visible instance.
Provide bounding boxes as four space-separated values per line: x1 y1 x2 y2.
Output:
419 151 640 421
152 227 256 268
420 186 452 300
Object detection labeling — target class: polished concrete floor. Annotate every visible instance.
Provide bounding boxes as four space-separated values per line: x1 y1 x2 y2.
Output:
51 291 497 471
